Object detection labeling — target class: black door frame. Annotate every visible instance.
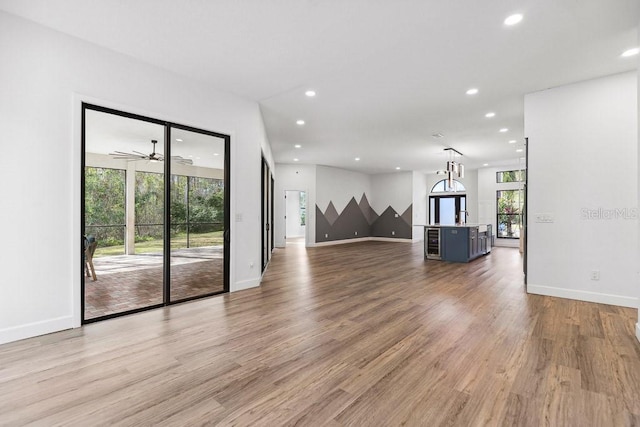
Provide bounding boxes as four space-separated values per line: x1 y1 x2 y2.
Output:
261 157 271 271
81 102 230 324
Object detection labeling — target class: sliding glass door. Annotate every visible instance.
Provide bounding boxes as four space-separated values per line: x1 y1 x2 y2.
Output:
169 126 227 301
82 104 229 322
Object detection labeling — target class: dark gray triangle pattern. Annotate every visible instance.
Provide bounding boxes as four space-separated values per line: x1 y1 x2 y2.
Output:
316 197 413 242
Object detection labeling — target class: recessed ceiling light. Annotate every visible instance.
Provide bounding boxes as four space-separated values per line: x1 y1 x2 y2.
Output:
176 138 183 142
293 158 299 162
305 90 316 97
296 120 305 125
395 166 401 170
508 140 516 144
483 163 489 166
355 157 360 161
621 47 640 57
485 112 496 118
213 153 219 156
466 88 479 95
516 149 523 152
499 128 509 133
294 144 301 148
504 13 523 26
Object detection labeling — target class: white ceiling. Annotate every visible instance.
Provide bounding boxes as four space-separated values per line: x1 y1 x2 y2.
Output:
85 109 226 169
1 0 637 174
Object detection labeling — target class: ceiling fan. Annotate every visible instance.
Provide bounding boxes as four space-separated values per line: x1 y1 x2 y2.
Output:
109 139 193 165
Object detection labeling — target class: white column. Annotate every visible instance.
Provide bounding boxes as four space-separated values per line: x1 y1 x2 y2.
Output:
126 162 136 255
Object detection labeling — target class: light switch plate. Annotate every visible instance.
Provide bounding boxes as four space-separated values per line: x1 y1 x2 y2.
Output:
534 213 554 223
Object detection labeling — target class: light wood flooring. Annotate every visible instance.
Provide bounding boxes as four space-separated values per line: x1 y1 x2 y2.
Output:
1 241 639 426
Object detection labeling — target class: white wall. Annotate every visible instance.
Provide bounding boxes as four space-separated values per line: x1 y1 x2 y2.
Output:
525 71 638 308
285 191 305 238
412 171 428 240
274 163 317 247
0 12 272 344
316 165 371 214
637 34 640 342
370 172 412 215
477 165 524 247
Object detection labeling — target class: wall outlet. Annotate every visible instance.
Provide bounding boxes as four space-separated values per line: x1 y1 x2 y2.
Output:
249 262 254 269
325 233 328 238
355 231 358 236
590 270 600 280
391 231 395 236
235 213 243 222
394 213 399 218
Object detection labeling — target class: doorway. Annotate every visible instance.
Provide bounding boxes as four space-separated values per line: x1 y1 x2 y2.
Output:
285 190 307 245
261 157 273 272
81 103 230 322
429 195 467 225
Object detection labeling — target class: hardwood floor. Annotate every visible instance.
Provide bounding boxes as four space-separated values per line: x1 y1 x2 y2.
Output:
1 241 639 426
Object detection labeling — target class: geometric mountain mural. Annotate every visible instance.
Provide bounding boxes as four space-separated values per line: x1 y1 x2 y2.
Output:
316 193 412 243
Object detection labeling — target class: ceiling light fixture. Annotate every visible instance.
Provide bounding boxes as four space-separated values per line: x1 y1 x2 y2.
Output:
466 88 479 95
305 90 316 97
485 112 495 118
176 138 183 142
444 148 464 190
499 128 508 133
213 153 219 156
504 13 523 26
355 157 360 161
483 163 489 167
508 140 516 144
395 167 401 170
296 120 305 125
293 158 299 162
516 149 524 152
294 144 301 148
621 47 640 57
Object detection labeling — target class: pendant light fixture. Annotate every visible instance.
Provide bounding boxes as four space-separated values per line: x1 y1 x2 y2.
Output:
444 148 464 190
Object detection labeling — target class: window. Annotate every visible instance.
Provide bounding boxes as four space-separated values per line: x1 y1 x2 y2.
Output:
497 189 523 238
431 179 466 193
496 170 526 183
299 191 307 226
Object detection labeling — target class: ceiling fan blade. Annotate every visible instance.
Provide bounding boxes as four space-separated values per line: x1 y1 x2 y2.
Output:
171 156 193 165
132 150 148 156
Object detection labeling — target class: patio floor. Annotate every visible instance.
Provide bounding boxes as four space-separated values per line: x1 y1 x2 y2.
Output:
84 246 224 320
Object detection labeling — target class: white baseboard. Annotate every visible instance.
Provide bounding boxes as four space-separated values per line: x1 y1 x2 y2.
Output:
636 323 640 343
0 315 74 345
527 284 638 308
231 277 261 292
312 237 412 247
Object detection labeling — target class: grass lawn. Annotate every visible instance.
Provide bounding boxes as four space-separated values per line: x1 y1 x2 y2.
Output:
94 231 224 257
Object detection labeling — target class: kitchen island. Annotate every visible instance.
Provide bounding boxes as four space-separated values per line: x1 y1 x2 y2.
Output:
423 224 492 263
